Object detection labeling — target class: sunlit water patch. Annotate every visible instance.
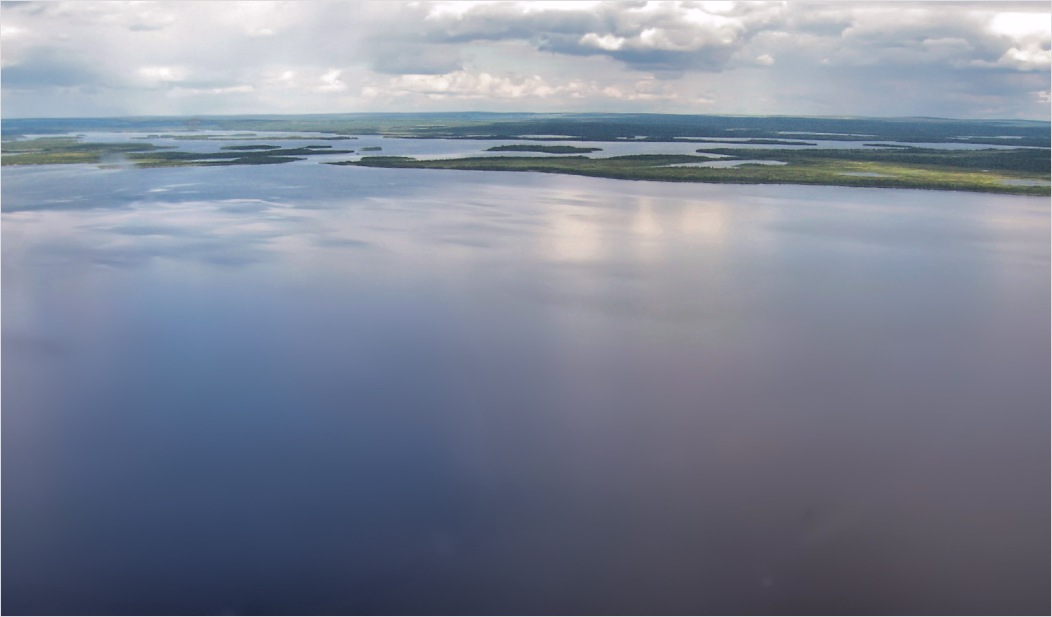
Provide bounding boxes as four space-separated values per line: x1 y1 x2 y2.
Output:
999 178 1051 187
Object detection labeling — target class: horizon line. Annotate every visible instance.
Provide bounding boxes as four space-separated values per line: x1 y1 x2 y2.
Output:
3 111 1049 124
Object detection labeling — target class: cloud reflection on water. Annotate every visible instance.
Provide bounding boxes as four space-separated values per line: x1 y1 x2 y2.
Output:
2 163 1049 615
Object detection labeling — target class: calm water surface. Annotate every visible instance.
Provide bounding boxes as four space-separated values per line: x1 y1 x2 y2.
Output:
3 162 1049 615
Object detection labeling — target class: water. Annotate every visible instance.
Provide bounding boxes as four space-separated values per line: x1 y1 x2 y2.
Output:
19 130 1036 166
3 161 1049 615
999 178 1051 187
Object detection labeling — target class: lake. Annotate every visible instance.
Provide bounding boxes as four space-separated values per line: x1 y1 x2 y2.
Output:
3 159 1049 614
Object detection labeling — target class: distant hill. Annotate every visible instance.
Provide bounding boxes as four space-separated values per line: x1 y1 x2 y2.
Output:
4 113 1049 148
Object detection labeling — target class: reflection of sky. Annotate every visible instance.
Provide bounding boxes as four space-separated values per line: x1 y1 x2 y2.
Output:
543 199 606 263
3 162 1050 615
680 201 728 244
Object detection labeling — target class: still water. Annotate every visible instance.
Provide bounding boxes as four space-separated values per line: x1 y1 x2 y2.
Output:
3 162 1049 615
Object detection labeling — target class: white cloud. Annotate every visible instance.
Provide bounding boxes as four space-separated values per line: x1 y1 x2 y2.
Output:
168 84 255 97
580 33 627 52
137 65 187 84
1 25 27 38
988 11 1051 39
995 45 1052 71
317 69 347 93
366 71 588 100
362 69 695 105
0 1 1048 119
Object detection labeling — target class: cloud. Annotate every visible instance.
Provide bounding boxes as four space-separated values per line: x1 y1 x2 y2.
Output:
365 71 593 101
368 43 463 75
808 3 1050 72
361 69 699 107
992 45 1052 71
316 70 346 93
421 1 785 72
417 1 1051 78
0 1 1048 119
137 65 188 85
1 48 101 88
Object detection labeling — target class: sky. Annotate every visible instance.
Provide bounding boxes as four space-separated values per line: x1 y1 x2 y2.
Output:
1 1 1049 120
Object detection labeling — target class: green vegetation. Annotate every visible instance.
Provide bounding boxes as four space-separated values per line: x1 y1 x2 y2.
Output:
1 137 165 165
338 149 1050 195
129 146 353 167
1 137 352 167
4 121 1047 195
695 146 1050 174
486 144 603 154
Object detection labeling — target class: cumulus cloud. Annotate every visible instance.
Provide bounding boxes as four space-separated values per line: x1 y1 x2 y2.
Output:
367 71 587 100
420 1 785 72
736 2 1048 76
0 1 1048 119
362 69 695 105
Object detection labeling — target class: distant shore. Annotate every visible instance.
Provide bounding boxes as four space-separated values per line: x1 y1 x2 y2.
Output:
339 150 1051 196
3 113 1048 196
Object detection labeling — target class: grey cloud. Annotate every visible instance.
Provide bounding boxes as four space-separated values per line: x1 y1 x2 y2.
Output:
786 15 852 38
421 2 779 72
368 44 462 75
0 1 1048 119
127 22 167 33
424 4 605 42
751 59 1048 118
1 49 102 88
538 35 734 73
1 1 47 16
422 4 736 70
826 5 1048 72
4 1 169 32
417 1 1049 77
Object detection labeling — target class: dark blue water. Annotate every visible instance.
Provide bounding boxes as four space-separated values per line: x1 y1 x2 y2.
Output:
3 162 1049 614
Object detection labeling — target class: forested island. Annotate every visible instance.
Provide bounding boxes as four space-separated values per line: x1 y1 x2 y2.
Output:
3 113 1048 194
